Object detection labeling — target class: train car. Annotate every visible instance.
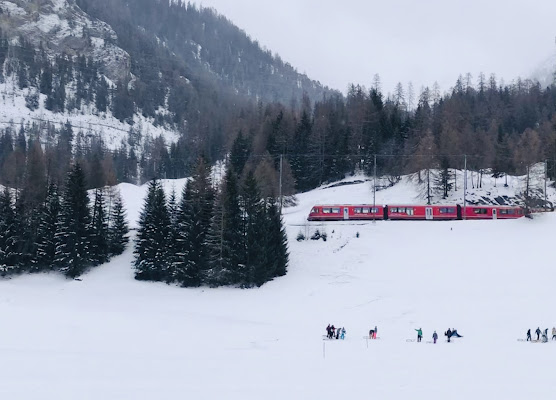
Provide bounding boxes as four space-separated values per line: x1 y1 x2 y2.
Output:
307 204 525 221
386 205 460 220
462 205 524 220
307 205 385 221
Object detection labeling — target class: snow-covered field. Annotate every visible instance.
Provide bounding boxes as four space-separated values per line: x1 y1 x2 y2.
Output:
1 176 556 399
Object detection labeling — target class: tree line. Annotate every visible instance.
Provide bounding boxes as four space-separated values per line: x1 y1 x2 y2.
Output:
0 162 128 277
134 157 289 288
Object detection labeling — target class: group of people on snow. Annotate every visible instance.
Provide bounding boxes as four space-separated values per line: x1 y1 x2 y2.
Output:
526 327 556 343
414 328 463 343
326 324 346 340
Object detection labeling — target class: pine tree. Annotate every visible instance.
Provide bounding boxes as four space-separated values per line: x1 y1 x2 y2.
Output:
242 171 265 287
0 188 20 275
95 76 109 113
174 157 214 286
265 198 289 279
230 130 251 176
89 189 109 266
34 183 60 271
133 179 171 282
166 186 179 282
54 163 92 278
108 191 129 256
206 168 243 286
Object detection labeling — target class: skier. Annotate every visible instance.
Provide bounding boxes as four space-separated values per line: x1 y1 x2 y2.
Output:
536 327 541 341
415 328 423 342
369 329 374 339
544 328 549 338
374 325 378 339
331 325 336 339
445 328 452 343
432 331 438 344
552 327 556 341
326 324 331 339
542 332 548 343
340 327 346 340
527 329 531 341
336 326 341 340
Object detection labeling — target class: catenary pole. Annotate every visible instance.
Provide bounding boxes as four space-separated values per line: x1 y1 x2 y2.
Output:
279 154 283 214
373 154 377 224
545 160 548 210
464 155 467 219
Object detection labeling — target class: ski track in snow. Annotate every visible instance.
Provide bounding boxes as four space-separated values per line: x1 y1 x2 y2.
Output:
1 174 556 399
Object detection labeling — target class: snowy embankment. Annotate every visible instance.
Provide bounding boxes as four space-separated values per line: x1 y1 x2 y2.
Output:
1 176 556 399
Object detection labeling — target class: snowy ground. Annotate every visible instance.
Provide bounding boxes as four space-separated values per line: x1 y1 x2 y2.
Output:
1 175 556 399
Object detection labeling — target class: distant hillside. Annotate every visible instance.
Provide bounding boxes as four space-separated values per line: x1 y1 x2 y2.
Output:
74 0 336 105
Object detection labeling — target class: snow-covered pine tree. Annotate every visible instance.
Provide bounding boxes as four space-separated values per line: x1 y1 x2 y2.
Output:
34 183 60 271
89 189 109 266
108 191 129 257
0 188 20 275
206 168 243 286
54 163 92 278
133 179 171 282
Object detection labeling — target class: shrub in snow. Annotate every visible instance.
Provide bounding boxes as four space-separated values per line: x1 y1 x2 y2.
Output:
310 230 321 240
296 231 305 241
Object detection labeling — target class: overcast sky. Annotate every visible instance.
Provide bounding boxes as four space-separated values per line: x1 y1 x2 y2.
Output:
196 0 556 96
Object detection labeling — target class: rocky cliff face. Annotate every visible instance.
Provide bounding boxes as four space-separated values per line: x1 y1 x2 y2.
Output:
0 0 130 82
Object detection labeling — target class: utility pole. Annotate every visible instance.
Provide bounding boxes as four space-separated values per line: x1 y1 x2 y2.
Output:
373 154 376 223
545 159 548 209
463 155 467 219
279 154 283 214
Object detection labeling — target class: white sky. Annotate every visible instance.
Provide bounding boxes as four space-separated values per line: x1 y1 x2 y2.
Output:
196 0 556 95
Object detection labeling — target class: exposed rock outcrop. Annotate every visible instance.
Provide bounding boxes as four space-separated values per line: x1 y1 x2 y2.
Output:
0 0 130 82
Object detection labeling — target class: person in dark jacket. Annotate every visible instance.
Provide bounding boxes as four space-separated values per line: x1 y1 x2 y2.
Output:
536 327 541 341
432 331 438 344
527 329 531 341
445 328 452 343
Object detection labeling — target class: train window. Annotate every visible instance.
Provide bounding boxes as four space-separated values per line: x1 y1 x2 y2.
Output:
473 208 488 214
354 208 361 214
332 208 340 214
406 208 414 215
323 208 331 214
362 207 370 213
390 207 398 213
311 207 318 213
439 207 455 214
500 209 515 215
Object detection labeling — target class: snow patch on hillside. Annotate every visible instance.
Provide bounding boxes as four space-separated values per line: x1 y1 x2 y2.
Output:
0 78 180 151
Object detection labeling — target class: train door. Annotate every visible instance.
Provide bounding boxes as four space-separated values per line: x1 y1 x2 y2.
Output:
425 207 433 220
492 208 497 220
343 207 349 220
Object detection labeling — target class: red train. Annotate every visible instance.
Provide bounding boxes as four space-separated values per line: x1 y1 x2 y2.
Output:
307 204 525 221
